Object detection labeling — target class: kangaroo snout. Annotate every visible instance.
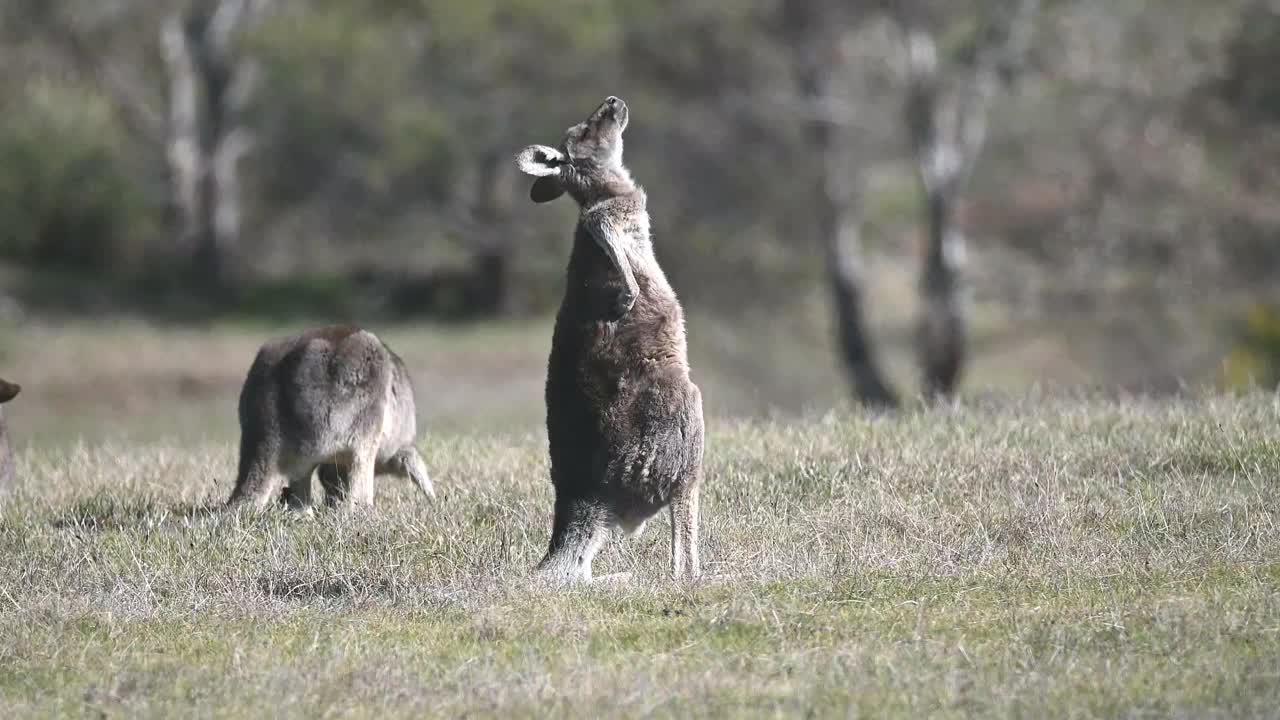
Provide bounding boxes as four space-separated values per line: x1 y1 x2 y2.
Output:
594 95 628 129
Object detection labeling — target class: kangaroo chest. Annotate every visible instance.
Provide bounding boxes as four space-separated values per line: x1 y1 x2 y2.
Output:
550 297 687 419
548 219 688 427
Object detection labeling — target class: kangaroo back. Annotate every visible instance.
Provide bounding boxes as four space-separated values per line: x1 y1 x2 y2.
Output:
229 326 432 510
275 328 392 444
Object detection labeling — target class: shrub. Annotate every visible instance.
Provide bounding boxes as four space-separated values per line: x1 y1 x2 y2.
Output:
0 83 156 271
1221 303 1280 390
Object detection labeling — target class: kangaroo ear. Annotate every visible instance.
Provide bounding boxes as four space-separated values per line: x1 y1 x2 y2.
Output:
530 176 566 203
516 145 565 177
0 380 19 403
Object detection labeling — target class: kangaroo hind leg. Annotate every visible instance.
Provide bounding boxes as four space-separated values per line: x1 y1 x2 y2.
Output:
345 445 378 508
228 440 287 511
317 463 348 508
670 482 700 581
536 495 612 585
280 465 317 515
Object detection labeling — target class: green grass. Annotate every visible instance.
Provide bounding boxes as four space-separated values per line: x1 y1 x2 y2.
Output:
0 394 1277 717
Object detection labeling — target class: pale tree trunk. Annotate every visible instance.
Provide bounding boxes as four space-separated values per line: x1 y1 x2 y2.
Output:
893 0 1041 398
785 0 899 409
161 0 266 297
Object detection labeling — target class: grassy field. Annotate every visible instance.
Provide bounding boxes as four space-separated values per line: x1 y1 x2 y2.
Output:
0 384 1276 717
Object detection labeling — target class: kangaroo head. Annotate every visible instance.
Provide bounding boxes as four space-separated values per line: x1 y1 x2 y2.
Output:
0 379 19 404
516 95 632 205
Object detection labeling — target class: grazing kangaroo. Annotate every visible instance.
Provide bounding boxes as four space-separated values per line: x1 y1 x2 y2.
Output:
517 96 705 584
228 326 434 511
0 379 20 486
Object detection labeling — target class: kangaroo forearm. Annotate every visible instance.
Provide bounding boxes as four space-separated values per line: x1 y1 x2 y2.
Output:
599 237 638 295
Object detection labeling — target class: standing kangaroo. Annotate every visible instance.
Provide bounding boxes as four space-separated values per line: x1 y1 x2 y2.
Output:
517 96 705 584
0 379 20 487
228 326 434 511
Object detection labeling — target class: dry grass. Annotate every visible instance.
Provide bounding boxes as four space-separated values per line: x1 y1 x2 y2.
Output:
0 391 1277 717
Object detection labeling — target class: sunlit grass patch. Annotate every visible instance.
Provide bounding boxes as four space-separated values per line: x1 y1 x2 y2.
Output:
0 394 1277 717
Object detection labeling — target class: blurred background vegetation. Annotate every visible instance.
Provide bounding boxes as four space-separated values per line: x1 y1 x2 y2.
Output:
0 0 1278 437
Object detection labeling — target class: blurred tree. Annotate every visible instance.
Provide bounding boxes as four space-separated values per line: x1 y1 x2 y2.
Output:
783 0 899 409
0 0 1275 402
888 0 1041 399
779 0 1040 407
162 0 272 297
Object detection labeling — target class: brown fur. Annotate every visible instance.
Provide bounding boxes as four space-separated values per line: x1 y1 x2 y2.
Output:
0 379 19 487
517 97 705 584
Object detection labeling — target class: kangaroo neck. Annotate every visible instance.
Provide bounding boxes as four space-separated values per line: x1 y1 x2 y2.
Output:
563 164 636 207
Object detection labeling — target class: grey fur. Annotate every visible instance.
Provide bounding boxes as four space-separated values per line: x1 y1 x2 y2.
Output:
517 96 705 584
0 379 20 488
227 326 434 511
